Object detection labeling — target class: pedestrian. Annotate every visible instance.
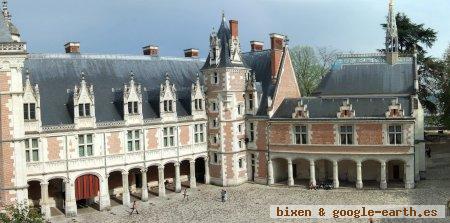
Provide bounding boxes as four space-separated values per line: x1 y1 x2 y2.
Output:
129 200 139 215
224 190 228 202
183 188 189 201
220 189 225 202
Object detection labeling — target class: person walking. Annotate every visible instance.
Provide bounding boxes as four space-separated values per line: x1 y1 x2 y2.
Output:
183 188 189 201
221 189 225 202
130 200 139 215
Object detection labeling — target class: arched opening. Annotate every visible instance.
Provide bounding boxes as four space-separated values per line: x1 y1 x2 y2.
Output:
180 160 191 188
362 160 381 189
387 159 405 188
147 165 160 197
163 162 176 193
27 180 41 213
195 157 206 184
48 178 65 216
74 174 100 211
292 158 309 187
108 171 123 206
338 159 356 188
315 159 333 184
128 168 143 201
272 158 288 184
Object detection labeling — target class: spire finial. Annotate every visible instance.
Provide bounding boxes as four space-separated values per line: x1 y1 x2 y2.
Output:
130 70 135 80
2 0 10 21
385 0 399 53
221 10 226 22
81 71 86 81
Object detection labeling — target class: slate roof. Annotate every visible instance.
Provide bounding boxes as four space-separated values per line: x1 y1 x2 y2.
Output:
313 55 415 96
0 13 13 42
201 15 247 69
24 54 204 126
272 97 413 119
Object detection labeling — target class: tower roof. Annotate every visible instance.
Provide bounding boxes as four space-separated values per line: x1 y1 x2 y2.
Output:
0 8 13 42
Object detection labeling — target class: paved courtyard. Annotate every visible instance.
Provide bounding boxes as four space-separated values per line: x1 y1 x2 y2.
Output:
51 142 450 223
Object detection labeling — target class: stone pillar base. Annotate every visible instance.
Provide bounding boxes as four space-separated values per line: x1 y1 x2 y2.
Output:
405 182 415 189
65 201 77 217
333 180 339 188
99 195 111 211
380 181 387 189
356 181 363 189
288 178 294 186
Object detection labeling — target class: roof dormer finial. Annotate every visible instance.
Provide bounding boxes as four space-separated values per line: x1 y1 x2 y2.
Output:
130 70 135 80
81 71 86 81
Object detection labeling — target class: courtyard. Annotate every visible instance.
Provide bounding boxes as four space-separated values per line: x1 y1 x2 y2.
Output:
50 141 450 223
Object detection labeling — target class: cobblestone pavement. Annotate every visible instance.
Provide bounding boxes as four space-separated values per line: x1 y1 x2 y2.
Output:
51 142 450 223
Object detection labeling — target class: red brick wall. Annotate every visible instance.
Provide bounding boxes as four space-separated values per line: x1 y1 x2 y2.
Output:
107 132 122 154
147 128 157 149
47 137 61 161
209 164 221 178
311 124 335 144
271 50 301 112
258 151 267 178
357 124 383 145
179 125 189 146
269 124 291 144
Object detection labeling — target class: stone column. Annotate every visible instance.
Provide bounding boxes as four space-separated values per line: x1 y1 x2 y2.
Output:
40 182 51 220
405 162 415 189
204 157 210 185
189 160 197 189
158 165 166 197
356 161 363 189
99 177 111 211
287 159 294 186
309 160 316 186
141 169 149 202
64 180 77 217
174 162 182 193
268 160 274 185
380 162 387 189
333 161 339 188
122 172 131 207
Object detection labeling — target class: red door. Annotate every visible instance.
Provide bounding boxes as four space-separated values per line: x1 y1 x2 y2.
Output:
75 174 99 201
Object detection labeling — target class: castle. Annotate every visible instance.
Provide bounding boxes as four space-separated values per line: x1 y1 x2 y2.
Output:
0 0 425 219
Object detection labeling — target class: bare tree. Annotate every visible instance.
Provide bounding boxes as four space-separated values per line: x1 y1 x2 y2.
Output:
290 46 337 96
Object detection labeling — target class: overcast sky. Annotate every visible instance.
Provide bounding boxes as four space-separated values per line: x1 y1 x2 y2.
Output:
8 0 450 58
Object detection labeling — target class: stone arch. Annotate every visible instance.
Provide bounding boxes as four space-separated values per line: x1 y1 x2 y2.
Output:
194 156 206 184
48 177 66 216
72 171 104 183
162 159 179 166
386 159 406 188
27 177 45 184
27 180 42 208
107 168 126 175
272 157 288 184
46 175 69 183
361 159 381 188
126 165 145 173
337 159 357 185
292 157 310 187
73 173 101 211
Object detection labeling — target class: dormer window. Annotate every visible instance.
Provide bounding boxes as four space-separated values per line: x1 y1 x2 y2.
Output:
78 103 91 117
163 100 173 112
194 99 203 110
24 103 36 120
128 101 139 114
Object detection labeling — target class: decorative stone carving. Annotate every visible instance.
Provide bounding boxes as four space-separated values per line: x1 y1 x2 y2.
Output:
385 98 404 118
292 100 309 119
337 99 355 118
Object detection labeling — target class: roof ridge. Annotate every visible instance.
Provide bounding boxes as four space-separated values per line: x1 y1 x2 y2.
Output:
27 53 206 62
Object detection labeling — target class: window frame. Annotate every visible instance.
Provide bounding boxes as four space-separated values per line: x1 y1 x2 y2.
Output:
25 138 39 162
163 100 173 112
127 130 141 151
294 125 308 145
128 101 139 114
212 72 219 85
23 103 36 120
78 134 94 157
163 127 175 147
248 93 254 110
78 103 91 117
388 124 403 145
248 122 255 142
194 124 205 144
194 99 203 110
339 125 354 145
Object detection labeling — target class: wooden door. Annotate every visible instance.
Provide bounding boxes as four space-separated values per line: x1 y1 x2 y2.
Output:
75 174 99 201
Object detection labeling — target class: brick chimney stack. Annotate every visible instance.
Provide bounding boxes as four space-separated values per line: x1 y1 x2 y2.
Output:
250 41 264 52
229 20 238 38
65 42 80 53
143 45 159 56
184 48 199 58
270 33 285 80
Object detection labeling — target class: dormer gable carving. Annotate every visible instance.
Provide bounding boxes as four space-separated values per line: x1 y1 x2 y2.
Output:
292 100 309 119
229 35 242 64
73 72 96 128
160 73 177 119
191 74 205 111
124 71 143 124
337 99 355 118
386 98 404 118
23 70 40 120
209 29 221 65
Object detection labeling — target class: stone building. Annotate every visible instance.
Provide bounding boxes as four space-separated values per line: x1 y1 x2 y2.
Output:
0 0 424 219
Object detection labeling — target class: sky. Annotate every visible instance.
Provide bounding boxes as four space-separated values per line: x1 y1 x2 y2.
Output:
8 0 450 58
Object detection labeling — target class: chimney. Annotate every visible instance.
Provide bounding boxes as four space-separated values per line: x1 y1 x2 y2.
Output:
250 41 264 52
184 48 199 58
65 42 80 53
229 20 238 38
270 33 285 80
143 45 159 56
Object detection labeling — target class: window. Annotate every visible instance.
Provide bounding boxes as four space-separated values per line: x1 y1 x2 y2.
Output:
78 134 93 157
213 152 219 164
194 124 205 143
248 122 255 142
213 72 219 84
25 138 39 162
238 140 243 149
78 103 91 117
248 94 254 110
194 99 203 110
211 102 218 112
388 125 402 145
212 134 219 144
212 118 219 128
238 158 244 169
163 127 175 147
128 101 139 114
237 104 242 115
340 126 353 145
238 124 242 133
294 125 308 145
127 130 141 151
163 100 173 112
23 103 36 120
